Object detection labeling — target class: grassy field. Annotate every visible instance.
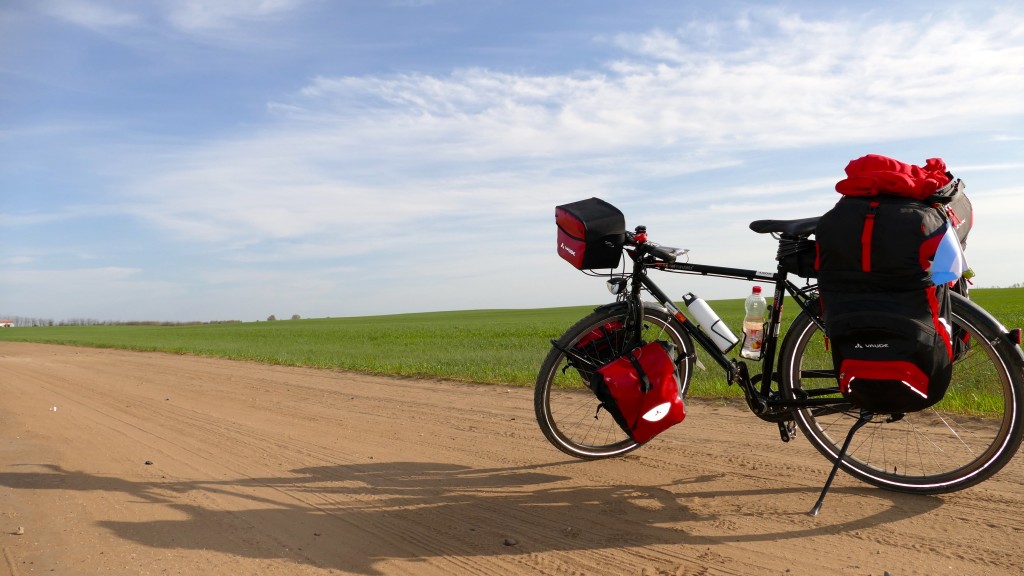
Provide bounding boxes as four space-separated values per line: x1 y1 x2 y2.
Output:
1 288 1021 399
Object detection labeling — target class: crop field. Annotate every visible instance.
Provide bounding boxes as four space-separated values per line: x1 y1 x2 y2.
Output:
1 288 1021 399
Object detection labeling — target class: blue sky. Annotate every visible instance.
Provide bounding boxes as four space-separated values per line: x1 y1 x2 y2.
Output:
2 0 1022 322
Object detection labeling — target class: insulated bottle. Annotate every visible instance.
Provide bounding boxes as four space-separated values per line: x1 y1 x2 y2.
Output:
682 293 739 353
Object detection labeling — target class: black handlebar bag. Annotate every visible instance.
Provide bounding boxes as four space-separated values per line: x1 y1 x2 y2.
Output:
556 197 625 270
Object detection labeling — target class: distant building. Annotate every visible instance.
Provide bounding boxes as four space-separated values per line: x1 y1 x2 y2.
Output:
0 320 13 328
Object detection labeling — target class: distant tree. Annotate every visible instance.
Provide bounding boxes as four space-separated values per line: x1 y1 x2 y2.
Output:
291 314 301 320
267 315 277 321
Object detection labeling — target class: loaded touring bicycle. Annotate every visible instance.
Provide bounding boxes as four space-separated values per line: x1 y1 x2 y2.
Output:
536 157 1024 514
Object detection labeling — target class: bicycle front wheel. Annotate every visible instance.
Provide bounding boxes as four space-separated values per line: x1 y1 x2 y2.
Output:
534 304 695 459
779 294 1024 494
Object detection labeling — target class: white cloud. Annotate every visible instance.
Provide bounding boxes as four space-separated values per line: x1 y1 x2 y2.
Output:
41 0 140 29
123 7 1022 256
277 9 1024 161
955 162 1024 173
2 256 35 266
161 0 307 32
22 5 1019 318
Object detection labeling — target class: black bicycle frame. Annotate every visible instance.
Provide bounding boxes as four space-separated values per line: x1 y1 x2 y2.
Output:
623 248 843 419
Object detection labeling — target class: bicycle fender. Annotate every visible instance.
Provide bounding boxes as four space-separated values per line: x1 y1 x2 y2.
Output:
594 300 671 316
952 293 1024 368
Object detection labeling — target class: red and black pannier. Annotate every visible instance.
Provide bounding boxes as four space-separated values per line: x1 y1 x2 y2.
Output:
589 341 686 443
556 197 626 270
575 321 625 360
815 155 971 413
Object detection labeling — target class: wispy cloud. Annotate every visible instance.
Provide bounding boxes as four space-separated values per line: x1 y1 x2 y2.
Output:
160 0 308 32
119 7 1024 257
40 0 141 30
8 3 1024 319
33 0 310 41
955 162 1024 172
281 8 1024 157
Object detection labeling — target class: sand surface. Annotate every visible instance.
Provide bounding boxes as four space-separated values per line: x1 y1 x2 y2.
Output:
2 342 1023 575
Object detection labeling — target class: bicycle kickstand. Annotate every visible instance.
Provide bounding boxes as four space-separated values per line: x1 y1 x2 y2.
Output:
809 411 873 516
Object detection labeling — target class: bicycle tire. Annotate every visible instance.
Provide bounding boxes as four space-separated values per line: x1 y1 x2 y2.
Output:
779 293 1024 494
534 304 695 459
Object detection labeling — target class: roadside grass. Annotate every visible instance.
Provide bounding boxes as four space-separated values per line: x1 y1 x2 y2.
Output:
0 307 593 386
1 288 1020 403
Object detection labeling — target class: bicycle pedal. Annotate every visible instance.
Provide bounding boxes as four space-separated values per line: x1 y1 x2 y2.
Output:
778 420 797 443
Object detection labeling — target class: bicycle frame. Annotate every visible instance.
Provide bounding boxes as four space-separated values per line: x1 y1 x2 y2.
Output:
619 239 845 422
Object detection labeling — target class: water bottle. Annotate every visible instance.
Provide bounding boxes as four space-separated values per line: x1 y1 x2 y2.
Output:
682 293 739 353
740 286 768 360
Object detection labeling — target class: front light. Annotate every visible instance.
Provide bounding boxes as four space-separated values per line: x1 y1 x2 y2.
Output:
606 278 627 294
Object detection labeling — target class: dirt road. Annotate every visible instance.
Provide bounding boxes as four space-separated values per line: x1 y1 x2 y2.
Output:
1 342 1022 575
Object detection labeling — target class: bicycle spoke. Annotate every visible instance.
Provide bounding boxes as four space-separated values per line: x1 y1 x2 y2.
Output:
782 295 1024 493
536 306 694 459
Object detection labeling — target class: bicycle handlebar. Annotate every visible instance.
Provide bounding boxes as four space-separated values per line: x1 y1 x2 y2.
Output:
625 227 687 264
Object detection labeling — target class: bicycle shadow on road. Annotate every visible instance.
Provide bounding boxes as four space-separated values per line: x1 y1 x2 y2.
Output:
0 460 942 575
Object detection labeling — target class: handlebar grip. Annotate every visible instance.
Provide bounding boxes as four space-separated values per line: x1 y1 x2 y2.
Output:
649 244 680 263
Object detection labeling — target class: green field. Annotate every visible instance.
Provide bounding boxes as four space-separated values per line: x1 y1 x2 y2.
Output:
1 288 1021 399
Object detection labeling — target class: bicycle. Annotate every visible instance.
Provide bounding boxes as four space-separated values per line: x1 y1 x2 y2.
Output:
535 215 1024 514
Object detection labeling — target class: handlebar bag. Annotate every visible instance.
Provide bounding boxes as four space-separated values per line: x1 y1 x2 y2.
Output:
556 197 625 270
589 341 685 443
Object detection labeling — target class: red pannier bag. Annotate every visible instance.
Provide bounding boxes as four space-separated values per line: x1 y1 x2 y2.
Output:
590 341 686 443
556 197 626 270
574 321 625 362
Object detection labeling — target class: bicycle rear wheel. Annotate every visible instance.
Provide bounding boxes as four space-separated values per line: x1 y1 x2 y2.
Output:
534 304 695 459
780 294 1024 494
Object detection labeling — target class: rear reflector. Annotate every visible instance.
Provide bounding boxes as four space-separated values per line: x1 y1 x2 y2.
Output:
1010 328 1022 345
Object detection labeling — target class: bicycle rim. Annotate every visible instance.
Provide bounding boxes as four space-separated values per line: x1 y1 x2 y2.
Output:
781 299 1024 493
535 306 693 459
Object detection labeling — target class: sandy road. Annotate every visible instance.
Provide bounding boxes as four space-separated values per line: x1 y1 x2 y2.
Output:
1 342 1023 575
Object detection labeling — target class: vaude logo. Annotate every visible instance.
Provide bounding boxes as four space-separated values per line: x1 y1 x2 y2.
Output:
854 343 889 349
559 243 577 257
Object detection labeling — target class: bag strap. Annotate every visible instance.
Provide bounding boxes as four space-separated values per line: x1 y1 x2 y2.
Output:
626 349 653 393
860 201 879 272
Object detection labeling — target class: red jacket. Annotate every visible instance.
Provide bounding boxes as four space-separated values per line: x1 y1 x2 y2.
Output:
836 154 951 200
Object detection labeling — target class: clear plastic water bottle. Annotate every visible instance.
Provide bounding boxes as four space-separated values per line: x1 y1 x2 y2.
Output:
740 286 767 360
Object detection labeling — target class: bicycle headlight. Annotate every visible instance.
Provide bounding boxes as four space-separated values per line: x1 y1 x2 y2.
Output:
606 278 627 295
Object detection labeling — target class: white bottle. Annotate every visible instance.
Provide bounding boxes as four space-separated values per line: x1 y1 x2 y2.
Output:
682 293 739 353
740 286 768 360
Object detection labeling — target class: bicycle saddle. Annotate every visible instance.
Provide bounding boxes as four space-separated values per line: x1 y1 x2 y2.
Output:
748 217 820 236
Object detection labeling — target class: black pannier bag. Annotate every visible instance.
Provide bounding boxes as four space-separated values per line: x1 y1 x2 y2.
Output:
589 341 686 443
556 197 626 270
929 177 973 249
822 287 953 413
816 155 969 413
